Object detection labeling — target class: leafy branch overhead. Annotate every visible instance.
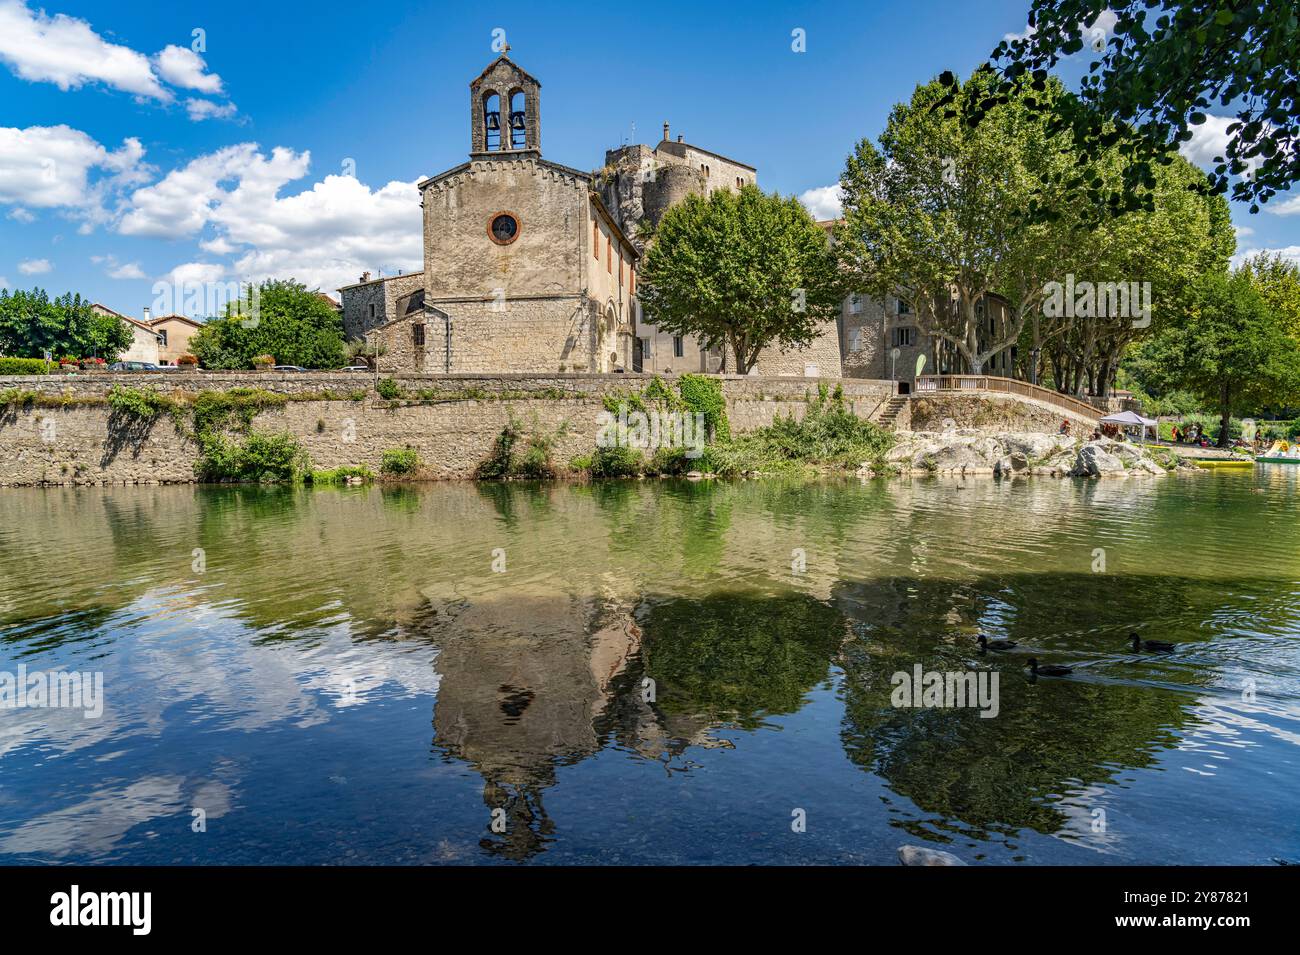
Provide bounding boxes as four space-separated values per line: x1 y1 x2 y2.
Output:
941 1 1299 215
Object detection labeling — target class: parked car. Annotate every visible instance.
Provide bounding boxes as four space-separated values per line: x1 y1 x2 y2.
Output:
272 365 306 372
109 361 162 371
338 365 371 372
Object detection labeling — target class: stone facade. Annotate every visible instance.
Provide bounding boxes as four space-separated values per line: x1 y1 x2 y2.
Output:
338 272 424 342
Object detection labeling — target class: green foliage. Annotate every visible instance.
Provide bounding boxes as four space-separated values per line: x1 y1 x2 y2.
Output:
678 373 730 440
1142 268 1300 445
476 420 521 479
376 378 402 400
476 417 570 479
840 67 1231 392
700 391 893 477
637 184 845 373
307 465 373 484
198 431 309 482
189 279 345 370
588 444 643 477
0 289 133 361
0 357 53 375
984 0 1300 213
107 385 184 421
380 447 420 475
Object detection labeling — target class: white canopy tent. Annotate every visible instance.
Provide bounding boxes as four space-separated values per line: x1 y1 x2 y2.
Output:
1100 410 1158 442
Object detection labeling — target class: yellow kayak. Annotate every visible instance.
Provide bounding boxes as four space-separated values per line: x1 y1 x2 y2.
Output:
1194 459 1254 469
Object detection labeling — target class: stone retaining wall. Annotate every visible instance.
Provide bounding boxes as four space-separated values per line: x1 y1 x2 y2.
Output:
908 392 1099 435
0 373 897 486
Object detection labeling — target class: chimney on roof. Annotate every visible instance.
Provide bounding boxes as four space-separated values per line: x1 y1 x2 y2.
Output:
663 122 669 141
143 306 151 323
360 271 371 283
677 134 683 143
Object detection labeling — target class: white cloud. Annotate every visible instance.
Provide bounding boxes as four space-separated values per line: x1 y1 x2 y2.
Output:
1266 194 1300 216
0 276 8 288
799 183 844 221
7 206 34 223
1234 224 1254 238
0 0 168 99
1005 9 1115 49
0 124 150 229
1178 114 1269 184
184 98 238 122
162 262 226 286
18 257 52 274
92 254 145 279
123 145 424 293
154 45 223 95
1232 245 1300 269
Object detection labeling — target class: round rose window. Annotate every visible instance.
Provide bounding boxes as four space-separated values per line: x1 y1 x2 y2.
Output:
488 212 519 245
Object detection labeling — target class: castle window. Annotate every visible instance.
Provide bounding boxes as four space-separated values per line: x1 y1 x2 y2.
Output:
892 326 915 348
849 328 862 352
850 293 863 314
367 304 376 322
673 335 684 358
630 269 635 297
618 252 623 286
897 297 911 315
593 220 600 259
607 237 612 273
412 324 425 347
483 92 501 151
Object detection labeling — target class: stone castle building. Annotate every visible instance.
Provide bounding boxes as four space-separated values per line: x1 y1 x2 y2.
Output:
340 53 842 379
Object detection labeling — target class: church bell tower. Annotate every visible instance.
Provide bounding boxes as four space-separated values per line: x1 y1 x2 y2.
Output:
470 52 541 159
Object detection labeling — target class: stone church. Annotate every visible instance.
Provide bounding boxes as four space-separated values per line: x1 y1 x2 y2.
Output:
340 53 842 378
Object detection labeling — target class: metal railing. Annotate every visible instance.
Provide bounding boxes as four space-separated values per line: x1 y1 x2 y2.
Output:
916 374 1101 421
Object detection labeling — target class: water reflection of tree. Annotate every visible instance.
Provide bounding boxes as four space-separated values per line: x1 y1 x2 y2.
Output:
833 574 1195 842
638 592 848 729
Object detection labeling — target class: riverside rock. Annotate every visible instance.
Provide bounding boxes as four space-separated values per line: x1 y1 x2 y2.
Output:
898 844 967 866
888 431 1175 478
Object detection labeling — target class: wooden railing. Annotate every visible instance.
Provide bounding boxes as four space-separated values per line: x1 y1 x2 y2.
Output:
916 375 1101 422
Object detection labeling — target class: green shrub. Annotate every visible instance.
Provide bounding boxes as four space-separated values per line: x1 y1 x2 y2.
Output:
589 445 643 477
477 420 521 479
376 378 402 400
0 357 51 375
380 447 420 475
678 374 730 440
198 430 308 482
307 465 373 484
107 385 183 421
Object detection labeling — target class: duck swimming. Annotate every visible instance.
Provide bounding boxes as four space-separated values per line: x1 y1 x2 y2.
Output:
1026 658 1073 677
1129 632 1176 652
977 635 1017 651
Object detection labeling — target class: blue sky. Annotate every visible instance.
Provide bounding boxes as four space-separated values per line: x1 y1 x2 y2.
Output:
1 0 1295 319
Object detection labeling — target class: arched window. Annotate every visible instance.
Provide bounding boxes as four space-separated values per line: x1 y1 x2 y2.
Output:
509 90 527 149
483 92 501 150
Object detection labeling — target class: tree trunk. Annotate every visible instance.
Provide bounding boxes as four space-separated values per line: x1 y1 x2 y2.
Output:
1218 383 1232 448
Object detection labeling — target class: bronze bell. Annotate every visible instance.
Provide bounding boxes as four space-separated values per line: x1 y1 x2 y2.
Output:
485 110 500 130
509 110 525 130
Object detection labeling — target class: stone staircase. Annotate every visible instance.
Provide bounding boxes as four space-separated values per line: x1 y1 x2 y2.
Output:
875 395 911 431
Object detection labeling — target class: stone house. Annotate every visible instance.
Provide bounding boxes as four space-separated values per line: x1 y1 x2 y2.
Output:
821 221 1016 392
147 313 204 365
91 303 160 364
